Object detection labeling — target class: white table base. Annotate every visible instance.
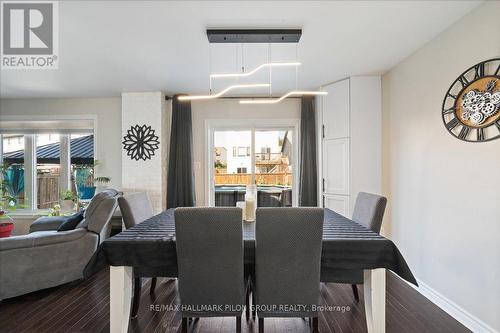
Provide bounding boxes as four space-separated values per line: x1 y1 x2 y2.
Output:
109 266 386 333
110 266 133 333
364 268 386 333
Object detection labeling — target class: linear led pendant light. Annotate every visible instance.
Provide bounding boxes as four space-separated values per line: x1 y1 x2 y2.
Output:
177 83 269 101
206 29 326 104
239 90 327 104
182 29 325 102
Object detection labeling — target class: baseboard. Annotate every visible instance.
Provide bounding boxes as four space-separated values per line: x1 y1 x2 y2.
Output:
403 276 498 333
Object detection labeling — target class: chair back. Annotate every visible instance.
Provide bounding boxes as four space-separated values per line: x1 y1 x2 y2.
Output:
352 192 387 233
174 207 244 317
255 207 324 318
280 189 292 207
83 189 119 243
118 192 154 229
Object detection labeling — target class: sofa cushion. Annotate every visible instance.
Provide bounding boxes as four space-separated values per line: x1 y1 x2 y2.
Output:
0 234 35 251
32 229 89 247
0 229 91 251
57 212 84 232
30 216 67 233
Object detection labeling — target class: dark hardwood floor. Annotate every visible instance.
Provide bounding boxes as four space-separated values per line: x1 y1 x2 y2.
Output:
0 270 470 333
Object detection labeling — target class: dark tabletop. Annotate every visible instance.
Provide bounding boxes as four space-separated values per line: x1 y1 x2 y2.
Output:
85 208 417 285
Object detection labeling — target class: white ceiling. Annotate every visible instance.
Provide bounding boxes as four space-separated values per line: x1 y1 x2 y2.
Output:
0 0 481 98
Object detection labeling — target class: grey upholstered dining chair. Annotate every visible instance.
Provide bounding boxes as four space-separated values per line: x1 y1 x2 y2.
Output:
117 192 156 318
323 192 387 301
175 207 248 333
254 207 324 333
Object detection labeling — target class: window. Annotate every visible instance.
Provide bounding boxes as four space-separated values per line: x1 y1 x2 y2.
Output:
0 125 94 211
1 135 26 208
255 130 293 207
210 124 297 208
233 146 250 157
36 134 61 209
236 167 247 174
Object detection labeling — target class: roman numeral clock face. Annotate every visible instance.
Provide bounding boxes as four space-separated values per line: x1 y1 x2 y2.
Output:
442 58 500 142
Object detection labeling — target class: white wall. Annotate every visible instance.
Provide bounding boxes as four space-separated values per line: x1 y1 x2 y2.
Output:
121 92 168 213
191 98 300 205
0 97 122 189
382 2 500 332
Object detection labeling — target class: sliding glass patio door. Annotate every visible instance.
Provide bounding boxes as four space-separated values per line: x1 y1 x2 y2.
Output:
254 130 293 207
208 121 298 207
213 130 252 206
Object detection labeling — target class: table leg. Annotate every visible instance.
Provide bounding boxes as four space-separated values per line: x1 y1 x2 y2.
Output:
110 266 133 333
363 268 386 333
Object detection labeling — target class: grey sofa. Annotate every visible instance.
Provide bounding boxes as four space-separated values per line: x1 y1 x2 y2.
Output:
0 189 119 301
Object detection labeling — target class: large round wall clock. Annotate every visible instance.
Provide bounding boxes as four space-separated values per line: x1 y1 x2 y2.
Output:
442 58 500 142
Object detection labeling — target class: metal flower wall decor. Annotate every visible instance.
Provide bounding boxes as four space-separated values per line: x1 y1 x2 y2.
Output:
122 124 160 161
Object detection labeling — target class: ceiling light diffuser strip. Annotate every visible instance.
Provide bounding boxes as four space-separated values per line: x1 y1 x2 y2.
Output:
210 62 301 79
239 91 327 104
178 83 270 101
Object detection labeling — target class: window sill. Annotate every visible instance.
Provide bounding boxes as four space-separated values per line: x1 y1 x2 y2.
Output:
8 210 52 218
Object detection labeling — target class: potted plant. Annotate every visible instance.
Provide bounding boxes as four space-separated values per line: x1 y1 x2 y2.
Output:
48 204 61 217
60 190 77 211
94 176 112 194
0 163 18 237
74 160 111 200
0 210 14 238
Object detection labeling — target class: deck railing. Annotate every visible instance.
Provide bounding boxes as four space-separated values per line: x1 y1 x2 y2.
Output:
254 152 283 164
214 172 292 186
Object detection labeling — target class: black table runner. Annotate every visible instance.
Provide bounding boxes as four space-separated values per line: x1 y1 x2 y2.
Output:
85 208 417 286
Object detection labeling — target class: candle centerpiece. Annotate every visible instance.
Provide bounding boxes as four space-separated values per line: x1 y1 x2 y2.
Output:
244 184 257 222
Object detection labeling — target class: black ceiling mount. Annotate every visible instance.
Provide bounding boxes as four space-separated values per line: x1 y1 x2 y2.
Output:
206 29 302 43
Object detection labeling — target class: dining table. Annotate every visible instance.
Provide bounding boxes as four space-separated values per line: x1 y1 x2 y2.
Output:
88 208 417 333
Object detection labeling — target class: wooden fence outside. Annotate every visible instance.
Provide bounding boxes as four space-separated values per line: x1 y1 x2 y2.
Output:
215 172 292 186
31 173 293 208
37 173 60 209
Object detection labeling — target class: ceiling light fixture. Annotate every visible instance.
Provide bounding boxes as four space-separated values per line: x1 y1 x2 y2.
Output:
178 83 270 101
239 91 327 104
210 62 301 79
186 29 326 103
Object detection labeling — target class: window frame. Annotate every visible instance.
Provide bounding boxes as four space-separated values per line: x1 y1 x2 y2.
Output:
0 115 96 213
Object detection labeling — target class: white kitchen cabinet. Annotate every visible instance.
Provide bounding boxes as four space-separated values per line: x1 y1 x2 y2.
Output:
319 76 381 217
323 194 350 217
322 138 350 195
322 79 350 139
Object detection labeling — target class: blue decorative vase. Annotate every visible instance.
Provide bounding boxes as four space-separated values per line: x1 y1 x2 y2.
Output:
78 186 96 199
